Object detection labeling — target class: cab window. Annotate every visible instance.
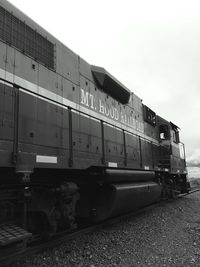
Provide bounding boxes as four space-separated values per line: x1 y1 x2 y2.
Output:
159 125 169 140
172 129 180 143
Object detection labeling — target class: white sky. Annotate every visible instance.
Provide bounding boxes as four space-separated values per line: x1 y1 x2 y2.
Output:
8 0 200 163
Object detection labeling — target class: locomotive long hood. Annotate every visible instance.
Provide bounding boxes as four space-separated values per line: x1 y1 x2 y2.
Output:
91 65 131 104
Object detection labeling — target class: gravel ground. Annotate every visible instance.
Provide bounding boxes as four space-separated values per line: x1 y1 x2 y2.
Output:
14 191 200 267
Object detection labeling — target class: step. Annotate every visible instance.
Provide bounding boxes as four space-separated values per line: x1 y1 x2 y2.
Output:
0 224 32 246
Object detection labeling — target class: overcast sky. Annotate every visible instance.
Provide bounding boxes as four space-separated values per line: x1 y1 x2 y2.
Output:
8 0 200 164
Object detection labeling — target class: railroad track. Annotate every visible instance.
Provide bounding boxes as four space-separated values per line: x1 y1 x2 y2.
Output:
1 187 200 267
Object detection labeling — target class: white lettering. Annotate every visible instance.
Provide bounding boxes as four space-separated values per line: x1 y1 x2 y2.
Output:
89 94 95 109
99 99 105 114
80 88 89 107
110 107 115 119
80 88 144 133
114 108 119 120
105 106 110 117
121 112 124 123
81 88 96 110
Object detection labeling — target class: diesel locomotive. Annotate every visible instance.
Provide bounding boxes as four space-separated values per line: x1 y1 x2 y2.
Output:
0 0 189 251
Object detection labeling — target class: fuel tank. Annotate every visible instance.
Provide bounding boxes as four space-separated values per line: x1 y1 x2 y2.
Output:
93 181 161 221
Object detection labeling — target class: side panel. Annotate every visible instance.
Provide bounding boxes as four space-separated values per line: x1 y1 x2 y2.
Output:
170 144 186 173
16 89 159 171
56 42 79 84
72 111 102 168
0 83 14 141
0 41 6 74
18 90 70 168
152 143 160 169
5 45 15 83
15 50 38 87
18 91 37 148
141 139 154 170
0 82 14 167
125 132 140 169
104 124 125 168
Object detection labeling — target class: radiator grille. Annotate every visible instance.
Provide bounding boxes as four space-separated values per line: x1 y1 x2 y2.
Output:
0 6 55 69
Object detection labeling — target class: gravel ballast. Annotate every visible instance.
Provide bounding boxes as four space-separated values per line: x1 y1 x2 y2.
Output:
15 191 200 267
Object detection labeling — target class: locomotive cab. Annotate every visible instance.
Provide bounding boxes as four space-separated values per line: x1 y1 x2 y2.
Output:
169 122 186 175
157 116 186 173
157 116 188 195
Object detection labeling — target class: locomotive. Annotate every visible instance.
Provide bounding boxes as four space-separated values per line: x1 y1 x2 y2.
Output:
0 0 189 251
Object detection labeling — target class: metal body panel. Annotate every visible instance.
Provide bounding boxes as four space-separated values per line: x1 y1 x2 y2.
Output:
79 57 94 82
56 42 79 84
15 50 38 87
170 155 186 174
0 83 14 141
141 139 154 170
104 123 125 168
0 82 185 173
0 42 6 73
5 46 15 84
125 132 140 169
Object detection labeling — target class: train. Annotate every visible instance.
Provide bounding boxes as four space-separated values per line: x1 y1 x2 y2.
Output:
0 0 190 253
